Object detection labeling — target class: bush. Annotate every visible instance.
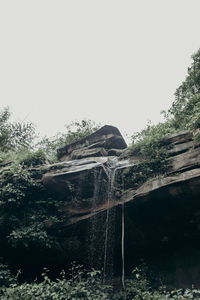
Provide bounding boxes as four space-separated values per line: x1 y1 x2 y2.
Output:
0 163 56 253
130 121 174 160
38 119 100 161
0 260 16 288
7 223 52 249
0 268 111 300
1 264 200 299
124 122 174 189
18 149 46 167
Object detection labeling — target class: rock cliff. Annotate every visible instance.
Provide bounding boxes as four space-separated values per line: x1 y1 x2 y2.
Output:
40 126 200 286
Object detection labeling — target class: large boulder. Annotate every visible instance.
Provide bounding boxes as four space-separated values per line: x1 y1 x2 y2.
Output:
57 125 127 161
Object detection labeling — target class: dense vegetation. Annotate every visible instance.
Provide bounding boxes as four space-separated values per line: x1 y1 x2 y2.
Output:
0 114 100 296
1 264 200 299
167 49 200 131
125 49 200 188
0 49 200 299
130 50 200 148
38 119 100 161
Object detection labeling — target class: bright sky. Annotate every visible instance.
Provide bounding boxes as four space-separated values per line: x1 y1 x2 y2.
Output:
0 0 200 141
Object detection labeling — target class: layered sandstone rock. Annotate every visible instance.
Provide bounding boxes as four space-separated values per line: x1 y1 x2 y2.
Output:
41 126 200 285
42 128 200 225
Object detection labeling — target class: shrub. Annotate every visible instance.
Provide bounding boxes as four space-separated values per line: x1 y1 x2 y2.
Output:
125 122 174 189
130 121 174 160
38 119 100 161
0 260 16 288
0 268 111 300
0 163 56 253
18 149 46 167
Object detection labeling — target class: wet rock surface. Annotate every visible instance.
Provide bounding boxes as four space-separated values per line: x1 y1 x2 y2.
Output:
40 126 200 285
43 128 200 223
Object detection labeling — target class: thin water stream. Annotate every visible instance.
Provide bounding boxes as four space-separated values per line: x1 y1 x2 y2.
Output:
88 168 103 269
103 158 118 283
89 157 131 286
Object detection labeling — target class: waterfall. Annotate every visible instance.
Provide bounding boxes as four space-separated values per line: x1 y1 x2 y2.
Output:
88 157 131 285
103 157 118 283
88 168 103 269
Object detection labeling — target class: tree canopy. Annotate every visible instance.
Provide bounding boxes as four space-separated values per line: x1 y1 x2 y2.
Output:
0 107 36 152
167 48 200 130
0 109 100 163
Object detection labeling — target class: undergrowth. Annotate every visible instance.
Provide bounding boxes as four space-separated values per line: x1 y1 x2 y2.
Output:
1 264 200 300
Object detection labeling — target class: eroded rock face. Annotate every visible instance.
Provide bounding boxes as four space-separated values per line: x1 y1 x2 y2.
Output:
57 125 127 161
42 157 110 213
41 126 200 286
42 127 200 227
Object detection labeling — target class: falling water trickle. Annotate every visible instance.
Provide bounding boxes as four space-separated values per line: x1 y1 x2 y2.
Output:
88 168 103 269
103 157 119 283
88 157 131 284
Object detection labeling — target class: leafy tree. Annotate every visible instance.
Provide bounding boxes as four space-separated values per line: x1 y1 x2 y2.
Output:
128 48 200 185
167 49 200 130
0 107 36 152
0 108 100 163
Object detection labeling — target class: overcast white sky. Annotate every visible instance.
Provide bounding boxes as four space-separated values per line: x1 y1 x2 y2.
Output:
0 0 200 141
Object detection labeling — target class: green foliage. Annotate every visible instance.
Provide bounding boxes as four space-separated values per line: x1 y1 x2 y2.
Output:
7 223 52 248
0 267 111 300
126 122 173 188
0 260 16 288
0 164 56 250
130 121 173 159
1 264 200 300
18 149 46 167
126 48 200 187
114 264 200 299
38 119 100 161
64 119 100 143
0 107 36 152
0 151 12 164
167 49 200 130
194 130 200 143
0 164 37 210
0 148 46 168
126 48 200 188
115 264 151 300
2 264 199 300
1 48 200 296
